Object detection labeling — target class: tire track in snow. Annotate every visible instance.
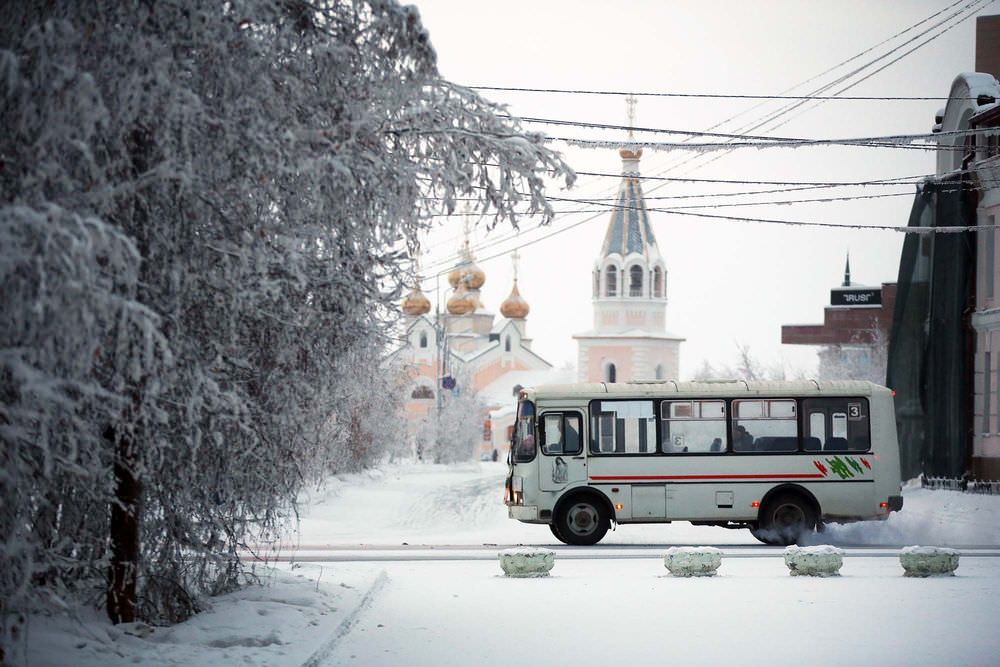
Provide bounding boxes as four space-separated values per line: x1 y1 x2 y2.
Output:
399 473 506 530
301 569 389 667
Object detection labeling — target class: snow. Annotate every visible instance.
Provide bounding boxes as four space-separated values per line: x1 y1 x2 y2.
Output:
23 566 386 667
23 463 1000 665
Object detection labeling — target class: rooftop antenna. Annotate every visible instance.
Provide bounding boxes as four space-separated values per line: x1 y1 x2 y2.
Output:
843 250 852 287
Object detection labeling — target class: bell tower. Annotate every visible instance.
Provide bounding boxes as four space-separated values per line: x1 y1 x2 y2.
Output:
573 98 683 382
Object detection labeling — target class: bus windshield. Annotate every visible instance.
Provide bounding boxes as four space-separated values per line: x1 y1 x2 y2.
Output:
512 399 536 463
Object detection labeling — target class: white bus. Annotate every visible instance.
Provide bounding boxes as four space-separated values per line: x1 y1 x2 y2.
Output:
504 380 903 545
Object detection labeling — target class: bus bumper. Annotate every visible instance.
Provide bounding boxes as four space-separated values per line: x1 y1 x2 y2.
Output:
509 505 538 521
889 495 903 512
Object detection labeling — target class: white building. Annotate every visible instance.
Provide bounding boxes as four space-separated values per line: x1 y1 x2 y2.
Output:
573 147 683 382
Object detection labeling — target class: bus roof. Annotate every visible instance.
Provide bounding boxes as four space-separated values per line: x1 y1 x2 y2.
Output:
522 379 888 401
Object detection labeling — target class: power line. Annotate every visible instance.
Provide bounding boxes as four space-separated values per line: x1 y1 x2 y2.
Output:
669 0 992 179
474 86 972 101
553 136 969 152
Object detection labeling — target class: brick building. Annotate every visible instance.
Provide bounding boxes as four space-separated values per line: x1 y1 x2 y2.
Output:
782 257 895 383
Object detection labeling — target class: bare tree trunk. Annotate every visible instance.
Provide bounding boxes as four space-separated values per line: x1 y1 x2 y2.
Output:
106 425 140 624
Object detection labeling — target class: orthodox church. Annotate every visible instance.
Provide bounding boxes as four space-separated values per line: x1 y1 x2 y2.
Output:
573 146 684 381
394 236 558 459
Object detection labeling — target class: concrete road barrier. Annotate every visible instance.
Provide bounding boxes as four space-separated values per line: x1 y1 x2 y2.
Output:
663 546 723 577
784 545 844 577
499 547 555 577
899 546 960 577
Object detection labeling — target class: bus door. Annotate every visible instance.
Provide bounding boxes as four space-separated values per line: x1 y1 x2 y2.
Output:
538 411 587 492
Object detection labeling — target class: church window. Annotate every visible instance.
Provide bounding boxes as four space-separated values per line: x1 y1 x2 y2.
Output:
653 267 664 298
505 335 512 352
629 265 643 297
606 363 617 383
419 331 428 348
655 364 665 380
411 385 434 399
605 266 617 297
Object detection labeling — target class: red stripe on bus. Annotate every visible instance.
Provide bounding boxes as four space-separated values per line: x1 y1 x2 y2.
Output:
588 474 827 481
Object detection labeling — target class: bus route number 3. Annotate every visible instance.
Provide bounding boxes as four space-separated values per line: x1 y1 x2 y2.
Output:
848 402 862 420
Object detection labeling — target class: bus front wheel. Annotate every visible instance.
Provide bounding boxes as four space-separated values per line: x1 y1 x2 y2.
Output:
555 497 609 546
752 493 817 546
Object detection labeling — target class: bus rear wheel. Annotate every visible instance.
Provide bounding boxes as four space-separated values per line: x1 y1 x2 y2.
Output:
555 497 609 546
752 493 817 546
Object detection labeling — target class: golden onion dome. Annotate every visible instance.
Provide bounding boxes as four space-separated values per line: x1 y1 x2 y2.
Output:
446 282 475 315
447 240 486 289
401 285 431 316
619 147 643 160
500 280 530 319
463 260 486 290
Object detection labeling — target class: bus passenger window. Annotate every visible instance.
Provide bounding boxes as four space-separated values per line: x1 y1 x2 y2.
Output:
661 400 726 454
590 401 655 454
732 399 798 452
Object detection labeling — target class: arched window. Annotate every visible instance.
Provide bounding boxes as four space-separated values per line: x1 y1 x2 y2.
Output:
419 331 428 348
605 266 617 297
505 335 512 352
655 364 665 380
653 267 664 298
606 363 617 383
411 385 434 399
629 265 643 297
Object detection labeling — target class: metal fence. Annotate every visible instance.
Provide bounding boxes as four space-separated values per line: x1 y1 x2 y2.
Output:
920 475 1000 495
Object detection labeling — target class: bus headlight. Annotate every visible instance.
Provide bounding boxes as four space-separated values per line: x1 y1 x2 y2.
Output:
510 476 524 505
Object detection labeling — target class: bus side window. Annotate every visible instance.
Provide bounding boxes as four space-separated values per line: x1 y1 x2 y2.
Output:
564 414 582 455
802 398 871 452
806 412 825 452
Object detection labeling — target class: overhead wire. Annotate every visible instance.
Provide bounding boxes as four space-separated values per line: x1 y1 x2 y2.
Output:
417 0 994 279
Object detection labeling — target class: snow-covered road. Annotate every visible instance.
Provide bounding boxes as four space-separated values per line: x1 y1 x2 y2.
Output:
318 557 1000 667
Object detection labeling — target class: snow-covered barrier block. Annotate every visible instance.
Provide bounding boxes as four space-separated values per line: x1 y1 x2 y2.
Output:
662 547 722 577
499 547 555 578
783 545 844 577
899 546 960 577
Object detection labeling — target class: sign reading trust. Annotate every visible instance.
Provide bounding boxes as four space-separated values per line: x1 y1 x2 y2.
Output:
830 288 881 307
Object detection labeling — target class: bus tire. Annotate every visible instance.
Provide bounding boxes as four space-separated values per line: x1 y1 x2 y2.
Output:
555 495 609 546
754 492 817 546
549 521 568 544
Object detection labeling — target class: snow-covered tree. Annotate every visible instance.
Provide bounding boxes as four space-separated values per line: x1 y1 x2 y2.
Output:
414 370 486 465
816 327 889 385
1 0 572 630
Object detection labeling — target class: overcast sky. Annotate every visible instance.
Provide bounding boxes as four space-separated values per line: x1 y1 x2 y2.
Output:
410 0 997 378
